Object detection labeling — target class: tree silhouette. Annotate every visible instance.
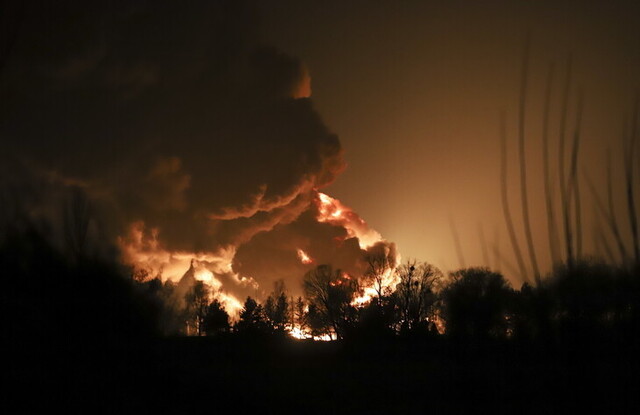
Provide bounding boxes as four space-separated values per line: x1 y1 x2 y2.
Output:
203 299 230 336
155 279 184 335
294 296 307 334
235 296 269 335
306 302 330 339
264 279 290 333
441 267 514 340
354 296 397 338
303 265 359 339
363 249 395 304
184 281 210 336
0 224 160 344
545 259 630 338
394 261 443 333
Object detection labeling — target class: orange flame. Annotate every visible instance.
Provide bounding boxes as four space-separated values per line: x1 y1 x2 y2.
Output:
315 192 382 249
351 267 400 306
296 248 314 265
287 327 332 341
118 191 400 331
118 221 250 318
315 192 401 307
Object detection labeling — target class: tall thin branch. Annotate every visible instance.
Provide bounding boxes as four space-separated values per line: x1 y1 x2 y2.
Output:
491 241 521 280
448 214 466 269
574 167 583 259
584 168 627 264
492 227 501 273
517 35 540 285
542 62 561 266
477 222 491 269
606 151 630 263
558 55 573 268
500 111 529 284
625 94 639 266
566 91 584 262
593 218 615 265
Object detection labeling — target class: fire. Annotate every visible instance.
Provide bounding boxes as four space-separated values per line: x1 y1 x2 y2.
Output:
315 192 383 249
315 192 401 307
351 267 400 306
118 221 251 319
297 248 314 264
118 192 399 336
287 327 332 341
215 291 244 316
194 267 216 285
313 334 333 341
288 327 308 340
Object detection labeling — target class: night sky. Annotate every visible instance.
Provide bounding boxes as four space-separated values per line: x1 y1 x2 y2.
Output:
1 0 639 299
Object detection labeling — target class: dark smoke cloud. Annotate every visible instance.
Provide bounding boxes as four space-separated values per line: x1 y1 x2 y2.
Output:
233 207 368 297
1 1 340 240
1 0 394 301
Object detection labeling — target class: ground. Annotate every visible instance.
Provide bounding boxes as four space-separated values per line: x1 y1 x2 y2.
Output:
5 334 638 414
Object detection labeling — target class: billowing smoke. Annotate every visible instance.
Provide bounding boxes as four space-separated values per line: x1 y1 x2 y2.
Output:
0 1 397 314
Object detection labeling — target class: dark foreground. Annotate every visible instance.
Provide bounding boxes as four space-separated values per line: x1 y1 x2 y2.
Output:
4 334 639 414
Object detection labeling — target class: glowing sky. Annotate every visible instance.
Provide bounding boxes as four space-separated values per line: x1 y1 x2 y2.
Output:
260 0 640 282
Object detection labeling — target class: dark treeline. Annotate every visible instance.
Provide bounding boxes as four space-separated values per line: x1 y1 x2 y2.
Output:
134 249 640 348
2 221 640 413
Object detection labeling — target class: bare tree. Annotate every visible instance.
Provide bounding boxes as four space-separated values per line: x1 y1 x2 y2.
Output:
394 260 443 332
303 265 359 340
363 249 396 304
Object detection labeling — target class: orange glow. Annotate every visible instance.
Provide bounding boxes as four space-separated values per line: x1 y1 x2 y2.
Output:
291 64 312 99
313 334 333 341
288 327 309 340
287 327 332 341
296 248 314 264
118 221 251 319
315 192 383 249
215 291 244 317
352 267 400 306
316 192 401 306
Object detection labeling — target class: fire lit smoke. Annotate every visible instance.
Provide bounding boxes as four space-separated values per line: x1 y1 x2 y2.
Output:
0 2 400 325
297 248 314 265
118 221 252 316
316 192 383 249
119 188 400 319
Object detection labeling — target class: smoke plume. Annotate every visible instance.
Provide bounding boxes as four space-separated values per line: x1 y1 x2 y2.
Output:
0 1 397 312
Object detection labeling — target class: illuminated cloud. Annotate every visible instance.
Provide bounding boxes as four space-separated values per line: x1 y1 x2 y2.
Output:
0 1 392 311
